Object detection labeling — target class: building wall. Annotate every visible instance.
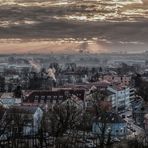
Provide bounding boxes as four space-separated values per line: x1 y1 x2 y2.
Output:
102 75 131 86
107 94 116 109
23 108 43 135
33 108 43 132
107 87 130 111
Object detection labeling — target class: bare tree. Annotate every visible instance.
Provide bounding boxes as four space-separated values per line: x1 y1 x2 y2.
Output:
0 106 10 141
46 98 83 148
0 107 36 148
90 91 113 148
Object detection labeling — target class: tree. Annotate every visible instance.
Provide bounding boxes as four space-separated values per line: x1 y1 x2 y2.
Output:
127 138 147 148
46 98 83 147
132 73 142 88
117 63 136 75
37 114 49 148
13 85 22 98
0 106 9 139
0 107 27 147
90 91 113 148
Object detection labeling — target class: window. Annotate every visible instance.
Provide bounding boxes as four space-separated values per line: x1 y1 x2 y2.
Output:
47 96 51 100
120 100 125 105
54 96 57 99
34 96 39 103
40 99 44 104
59 95 63 99
53 100 56 104
46 99 49 104
41 96 45 100
35 96 39 99
40 96 45 104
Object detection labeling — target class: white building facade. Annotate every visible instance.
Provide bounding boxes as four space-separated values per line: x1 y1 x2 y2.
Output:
107 86 131 112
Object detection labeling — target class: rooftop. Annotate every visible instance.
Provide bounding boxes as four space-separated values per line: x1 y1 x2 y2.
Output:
7 106 39 115
1 93 14 99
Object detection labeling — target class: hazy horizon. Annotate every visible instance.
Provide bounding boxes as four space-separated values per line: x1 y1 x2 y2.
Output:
0 0 148 54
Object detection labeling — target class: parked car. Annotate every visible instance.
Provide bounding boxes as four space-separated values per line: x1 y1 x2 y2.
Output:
127 115 132 118
85 139 93 143
85 142 96 148
112 137 120 142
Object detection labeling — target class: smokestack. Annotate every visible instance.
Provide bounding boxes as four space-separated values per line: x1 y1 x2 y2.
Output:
47 68 56 82
29 60 41 73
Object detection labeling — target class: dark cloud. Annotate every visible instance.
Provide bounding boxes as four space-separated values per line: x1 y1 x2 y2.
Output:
0 18 148 43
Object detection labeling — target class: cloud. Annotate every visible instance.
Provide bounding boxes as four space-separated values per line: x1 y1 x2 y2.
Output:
0 0 147 53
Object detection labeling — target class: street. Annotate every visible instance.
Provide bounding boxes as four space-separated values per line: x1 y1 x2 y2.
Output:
120 111 145 139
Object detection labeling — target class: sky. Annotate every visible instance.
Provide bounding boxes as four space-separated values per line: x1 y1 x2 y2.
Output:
0 0 148 54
